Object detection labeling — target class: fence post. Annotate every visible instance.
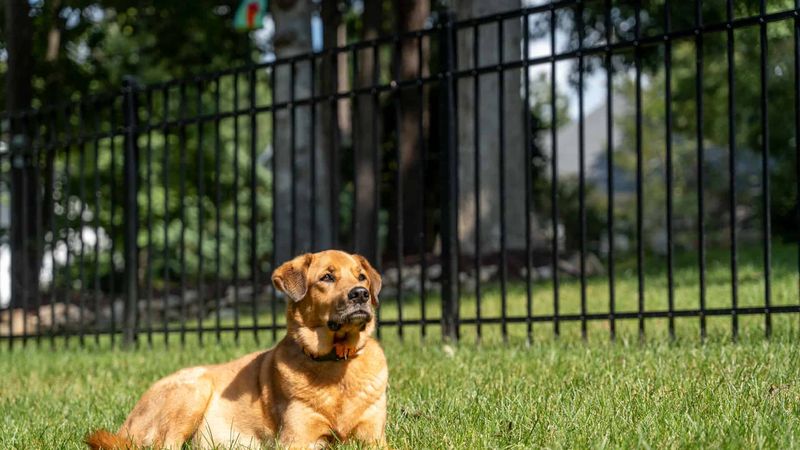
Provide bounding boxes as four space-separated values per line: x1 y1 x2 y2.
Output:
438 11 459 342
8 115 38 347
121 77 140 348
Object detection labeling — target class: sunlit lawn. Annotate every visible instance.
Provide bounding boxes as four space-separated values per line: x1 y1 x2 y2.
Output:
0 242 798 448
187 241 800 345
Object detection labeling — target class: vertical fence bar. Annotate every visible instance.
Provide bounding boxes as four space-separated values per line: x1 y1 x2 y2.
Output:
759 0 772 338
122 77 140 348
48 109 58 349
393 36 405 340
6 115 14 346
145 89 154 346
27 114 35 346
727 0 739 341
795 0 800 335
2 123 7 347
0 118 3 342
665 0 676 341
233 72 241 344
10 114 20 347
249 66 259 344
29 114 38 346
417 35 428 339
6 115 16 348
270 68 278 342
214 78 223 344
18 113 31 347
161 87 170 347
371 43 382 338
32 113 42 348
7 115 16 347
4 115 12 346
372 42 382 264
498 19 508 343
310 58 317 253
25 114 34 346
330 51 341 250
289 62 297 256
759 0 772 337
523 11 533 345
178 81 188 346
77 104 87 347
0 115 14 344
550 5 560 338
23 114 31 347
635 0 645 341
110 99 119 348
439 11 459 342
472 23 482 344
63 106 73 348
197 79 206 346
351 48 361 253
12 115 20 347
605 0 616 340
695 0 707 341
577 1 587 341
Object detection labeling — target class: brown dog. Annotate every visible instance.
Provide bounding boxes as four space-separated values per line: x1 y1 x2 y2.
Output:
86 250 388 449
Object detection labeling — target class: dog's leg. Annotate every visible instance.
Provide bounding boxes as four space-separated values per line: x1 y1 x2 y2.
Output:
279 402 334 449
119 367 214 448
349 392 388 448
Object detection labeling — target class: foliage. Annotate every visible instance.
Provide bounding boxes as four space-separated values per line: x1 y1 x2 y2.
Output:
49 73 276 292
0 2 278 292
0 1 254 107
527 0 799 254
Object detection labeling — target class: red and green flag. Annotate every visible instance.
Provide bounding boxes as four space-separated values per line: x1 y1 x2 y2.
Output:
234 0 268 31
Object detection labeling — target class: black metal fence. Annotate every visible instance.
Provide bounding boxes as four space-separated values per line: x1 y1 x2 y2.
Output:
1 1 799 348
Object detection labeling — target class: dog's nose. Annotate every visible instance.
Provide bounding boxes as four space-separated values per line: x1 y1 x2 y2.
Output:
347 287 370 304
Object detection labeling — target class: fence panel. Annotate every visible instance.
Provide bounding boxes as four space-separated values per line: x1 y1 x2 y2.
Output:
1 1 799 348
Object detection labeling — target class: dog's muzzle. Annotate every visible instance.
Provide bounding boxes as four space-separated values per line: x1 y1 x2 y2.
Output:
327 303 372 331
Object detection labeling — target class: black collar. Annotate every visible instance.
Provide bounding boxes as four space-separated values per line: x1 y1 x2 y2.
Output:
310 350 348 362
290 332 362 363
307 344 365 362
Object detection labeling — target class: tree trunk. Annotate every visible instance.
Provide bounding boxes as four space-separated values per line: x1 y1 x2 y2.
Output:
6 0 39 310
391 0 430 259
271 0 332 263
352 0 384 261
455 0 529 256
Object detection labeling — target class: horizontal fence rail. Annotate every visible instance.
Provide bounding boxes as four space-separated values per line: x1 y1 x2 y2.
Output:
1 0 799 348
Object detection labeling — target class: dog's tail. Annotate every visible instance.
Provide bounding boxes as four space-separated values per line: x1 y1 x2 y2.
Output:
85 429 134 450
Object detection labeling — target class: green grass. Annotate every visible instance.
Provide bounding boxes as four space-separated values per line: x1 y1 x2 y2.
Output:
194 240 800 344
1 336 800 448
1 243 799 448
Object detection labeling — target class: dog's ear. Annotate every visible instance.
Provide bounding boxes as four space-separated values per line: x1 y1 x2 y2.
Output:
354 254 382 307
272 253 313 302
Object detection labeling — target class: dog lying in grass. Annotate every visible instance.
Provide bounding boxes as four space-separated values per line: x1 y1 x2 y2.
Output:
86 250 388 449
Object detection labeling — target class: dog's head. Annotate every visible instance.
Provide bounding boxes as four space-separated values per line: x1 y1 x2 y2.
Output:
272 250 381 334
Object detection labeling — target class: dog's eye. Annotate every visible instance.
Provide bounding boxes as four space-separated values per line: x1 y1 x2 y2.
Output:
358 274 367 281
320 273 335 282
